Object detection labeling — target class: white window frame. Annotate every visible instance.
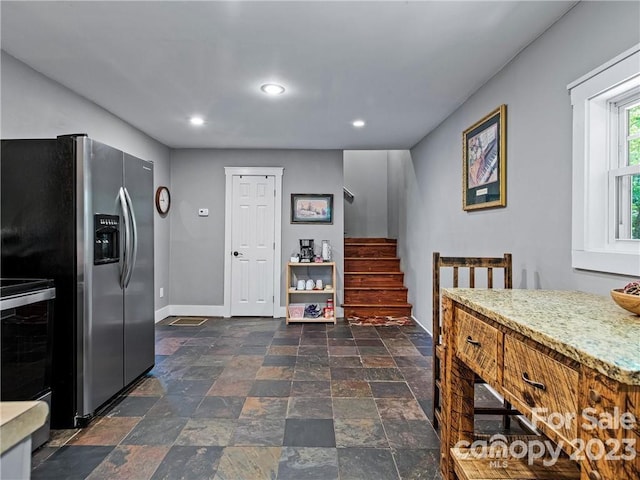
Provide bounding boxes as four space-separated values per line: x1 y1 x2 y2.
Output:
611 94 640 242
568 44 640 277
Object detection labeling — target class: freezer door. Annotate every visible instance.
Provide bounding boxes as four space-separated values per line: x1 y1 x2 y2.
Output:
82 139 125 416
123 153 154 385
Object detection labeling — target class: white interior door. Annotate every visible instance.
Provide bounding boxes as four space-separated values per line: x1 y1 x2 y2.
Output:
230 175 276 316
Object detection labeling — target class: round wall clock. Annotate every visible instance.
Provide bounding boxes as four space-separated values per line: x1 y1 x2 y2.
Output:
155 186 171 214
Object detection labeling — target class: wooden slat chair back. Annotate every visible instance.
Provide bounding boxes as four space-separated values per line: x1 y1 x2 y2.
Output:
432 252 513 430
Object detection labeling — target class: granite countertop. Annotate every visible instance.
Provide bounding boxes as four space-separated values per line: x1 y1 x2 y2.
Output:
0 401 49 454
442 289 640 385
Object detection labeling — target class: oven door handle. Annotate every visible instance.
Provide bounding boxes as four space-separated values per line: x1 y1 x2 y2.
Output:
0 288 56 310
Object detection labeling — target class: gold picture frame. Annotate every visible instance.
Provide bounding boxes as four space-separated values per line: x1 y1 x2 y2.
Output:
463 104 506 211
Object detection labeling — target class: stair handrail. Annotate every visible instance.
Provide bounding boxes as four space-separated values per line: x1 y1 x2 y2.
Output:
343 187 355 203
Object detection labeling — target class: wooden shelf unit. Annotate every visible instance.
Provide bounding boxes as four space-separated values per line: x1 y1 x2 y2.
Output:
286 262 336 324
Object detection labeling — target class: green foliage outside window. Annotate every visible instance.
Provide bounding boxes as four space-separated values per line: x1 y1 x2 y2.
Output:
633 175 640 239
629 105 640 238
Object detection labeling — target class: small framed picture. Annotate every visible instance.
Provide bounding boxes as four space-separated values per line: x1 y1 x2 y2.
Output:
463 104 507 211
291 194 333 224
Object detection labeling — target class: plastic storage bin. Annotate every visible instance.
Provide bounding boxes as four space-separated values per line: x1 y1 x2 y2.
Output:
288 303 305 319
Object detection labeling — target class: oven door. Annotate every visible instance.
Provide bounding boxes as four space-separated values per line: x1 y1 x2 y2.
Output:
1 286 55 450
1 287 55 400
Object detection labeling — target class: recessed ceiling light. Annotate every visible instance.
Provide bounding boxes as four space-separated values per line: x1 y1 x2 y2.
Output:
261 83 285 95
352 119 366 128
189 116 204 126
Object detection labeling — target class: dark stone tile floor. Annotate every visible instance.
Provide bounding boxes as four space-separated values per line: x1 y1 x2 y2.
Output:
32 317 443 479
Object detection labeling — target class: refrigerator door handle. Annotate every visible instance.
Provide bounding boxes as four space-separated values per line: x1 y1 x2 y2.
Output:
123 187 138 289
118 187 131 289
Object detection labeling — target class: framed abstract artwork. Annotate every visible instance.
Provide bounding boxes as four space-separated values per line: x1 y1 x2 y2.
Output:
463 104 507 211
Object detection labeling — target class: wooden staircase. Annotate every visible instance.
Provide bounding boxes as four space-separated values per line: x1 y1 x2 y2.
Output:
342 238 412 318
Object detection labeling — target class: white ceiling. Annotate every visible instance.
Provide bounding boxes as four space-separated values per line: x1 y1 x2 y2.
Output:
1 1 576 150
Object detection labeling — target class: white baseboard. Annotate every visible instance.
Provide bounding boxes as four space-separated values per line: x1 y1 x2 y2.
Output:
157 304 289 321
155 305 171 323
169 305 226 318
156 305 422 330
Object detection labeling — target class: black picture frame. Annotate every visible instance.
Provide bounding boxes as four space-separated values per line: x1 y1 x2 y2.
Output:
291 194 333 224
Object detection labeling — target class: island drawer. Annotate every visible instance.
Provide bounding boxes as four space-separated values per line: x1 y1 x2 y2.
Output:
504 335 579 444
455 309 498 384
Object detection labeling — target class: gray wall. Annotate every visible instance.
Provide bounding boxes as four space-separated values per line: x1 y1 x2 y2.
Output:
169 149 344 310
1 51 172 316
388 150 411 244
387 150 408 239
343 150 388 238
396 1 640 332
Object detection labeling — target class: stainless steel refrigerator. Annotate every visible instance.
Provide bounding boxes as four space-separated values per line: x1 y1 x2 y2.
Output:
1 134 154 428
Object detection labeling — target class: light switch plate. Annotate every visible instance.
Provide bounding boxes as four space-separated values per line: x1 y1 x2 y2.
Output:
198 208 209 217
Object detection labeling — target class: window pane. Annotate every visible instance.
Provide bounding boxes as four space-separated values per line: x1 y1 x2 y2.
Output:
630 137 640 166
617 173 640 240
621 102 640 236
629 104 640 136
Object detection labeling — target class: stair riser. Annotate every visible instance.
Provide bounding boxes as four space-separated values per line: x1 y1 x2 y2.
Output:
345 273 404 287
345 259 400 272
345 244 397 258
344 306 412 317
345 238 397 244
344 290 408 304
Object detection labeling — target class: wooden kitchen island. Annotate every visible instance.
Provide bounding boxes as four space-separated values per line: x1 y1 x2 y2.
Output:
439 289 639 480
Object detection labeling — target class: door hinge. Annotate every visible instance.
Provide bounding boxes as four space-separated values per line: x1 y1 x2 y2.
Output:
273 242 275 250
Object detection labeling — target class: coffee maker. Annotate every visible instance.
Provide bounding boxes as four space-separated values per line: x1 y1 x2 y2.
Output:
299 239 314 262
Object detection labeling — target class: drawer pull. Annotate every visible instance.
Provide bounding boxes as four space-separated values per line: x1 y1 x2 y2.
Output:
466 336 481 347
588 471 602 480
588 389 602 404
522 372 546 391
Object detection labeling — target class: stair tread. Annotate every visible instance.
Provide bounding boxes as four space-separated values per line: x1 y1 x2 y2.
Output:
345 242 396 246
345 257 399 260
345 272 403 274
344 286 407 290
345 238 396 242
342 303 412 307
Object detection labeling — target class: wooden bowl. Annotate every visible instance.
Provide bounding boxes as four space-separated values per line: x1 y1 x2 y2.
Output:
610 289 640 315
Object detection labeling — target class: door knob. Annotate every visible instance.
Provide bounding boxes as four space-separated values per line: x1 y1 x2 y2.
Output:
233 251 243 257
